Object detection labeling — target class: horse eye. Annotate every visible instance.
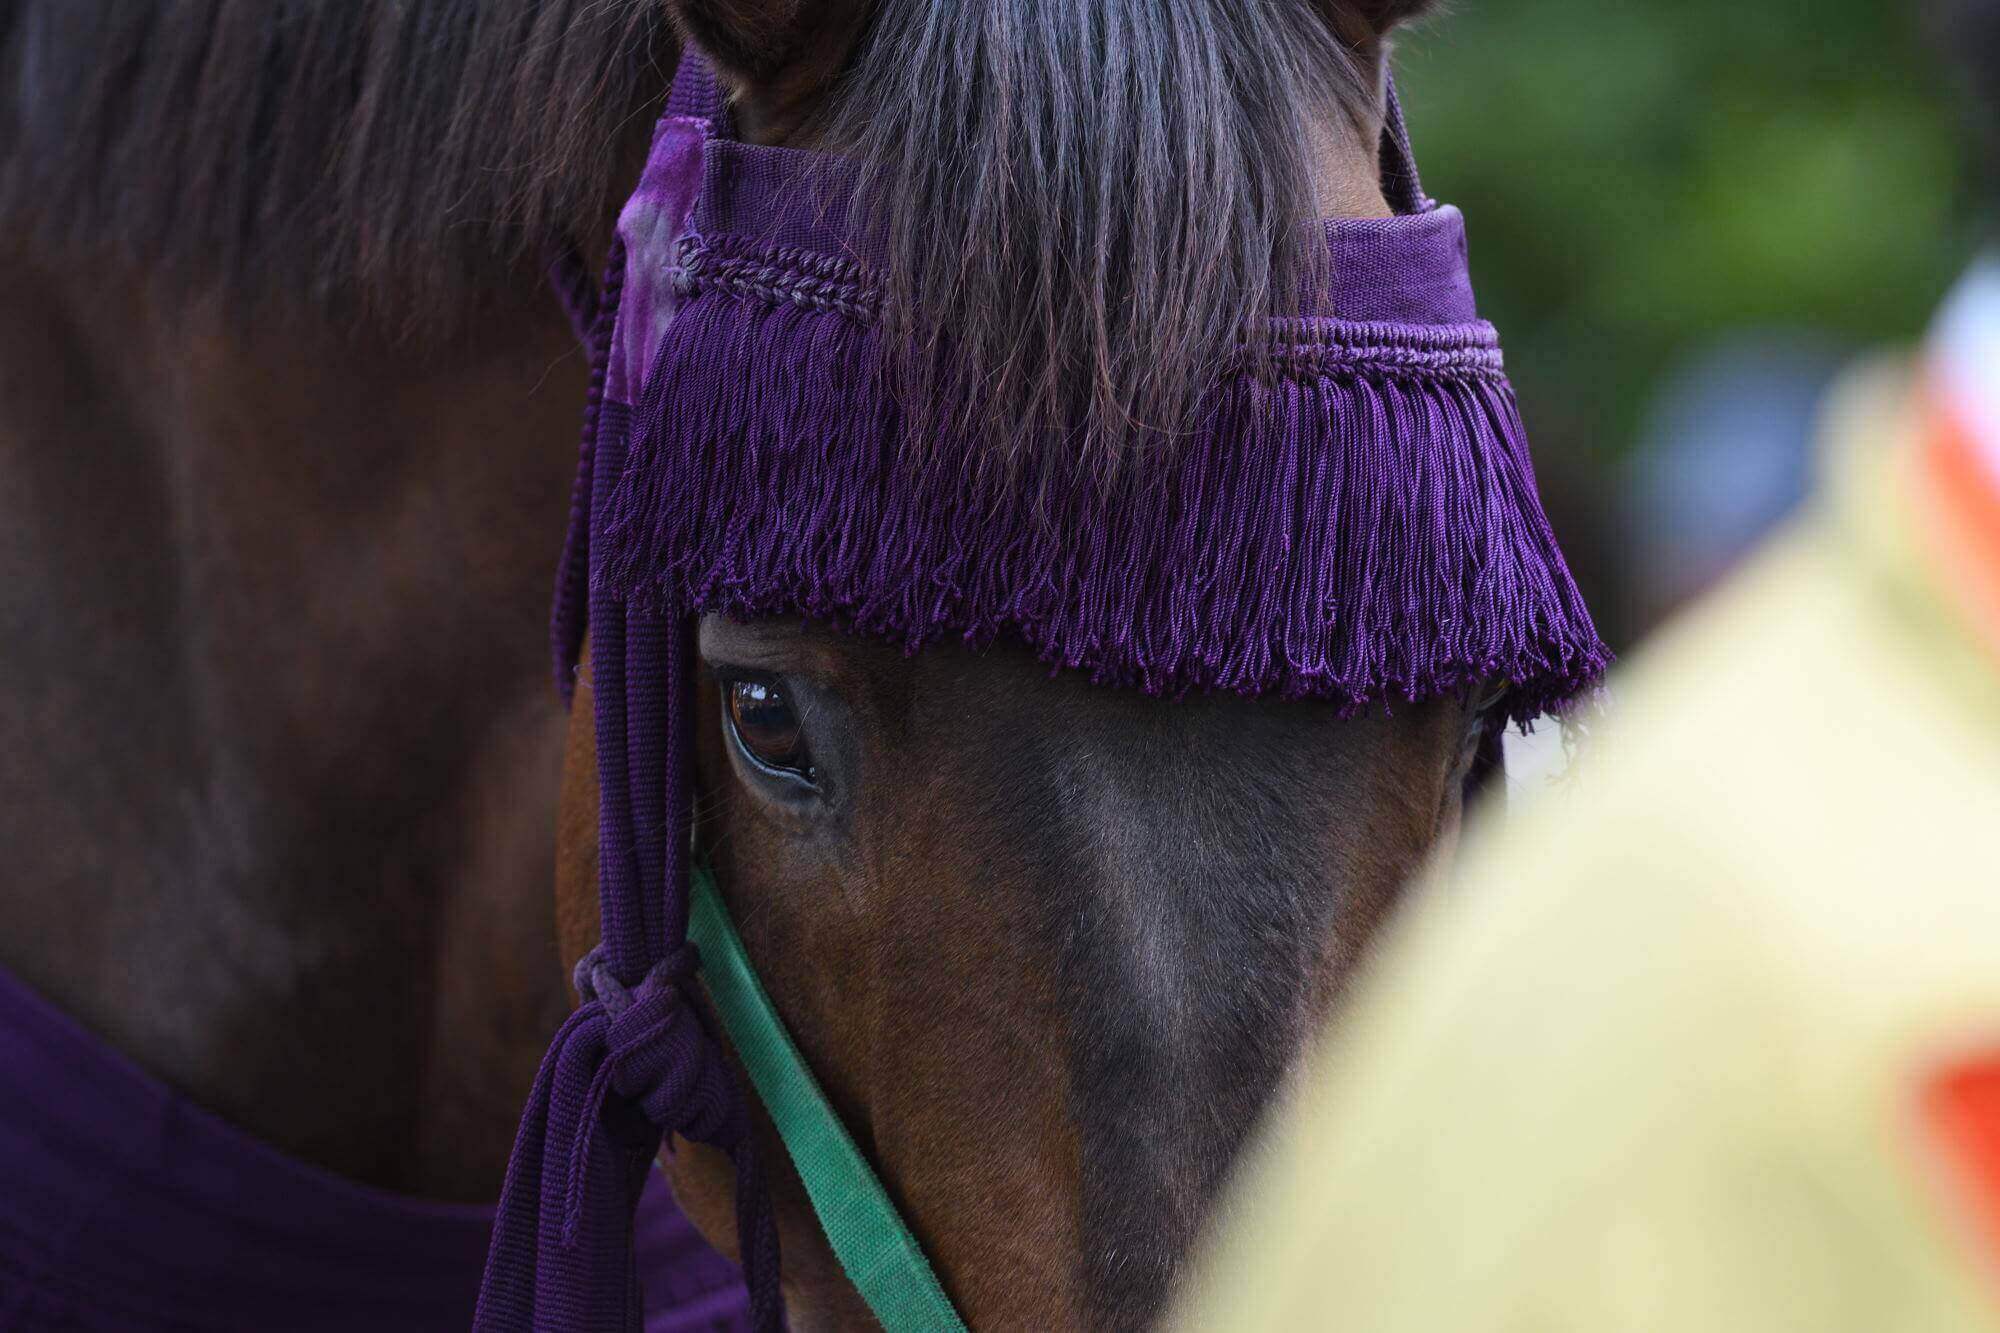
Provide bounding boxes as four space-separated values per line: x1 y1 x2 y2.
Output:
723 678 817 786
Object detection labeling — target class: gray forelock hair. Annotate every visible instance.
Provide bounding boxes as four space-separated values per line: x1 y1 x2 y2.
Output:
817 0 1381 462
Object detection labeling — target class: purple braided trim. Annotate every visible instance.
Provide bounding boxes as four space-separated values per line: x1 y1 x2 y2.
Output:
671 235 881 322
672 233 1509 380
1265 331 1503 377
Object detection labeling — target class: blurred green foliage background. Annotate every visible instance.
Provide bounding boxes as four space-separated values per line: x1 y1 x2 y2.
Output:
1397 1 1986 642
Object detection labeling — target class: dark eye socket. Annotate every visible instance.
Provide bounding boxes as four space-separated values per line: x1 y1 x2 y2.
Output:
723 677 818 788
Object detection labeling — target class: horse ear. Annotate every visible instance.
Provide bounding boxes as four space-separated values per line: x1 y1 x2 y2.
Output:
667 1 872 142
1327 0 1438 44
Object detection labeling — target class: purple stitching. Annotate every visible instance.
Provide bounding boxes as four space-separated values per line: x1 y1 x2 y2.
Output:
673 236 1510 379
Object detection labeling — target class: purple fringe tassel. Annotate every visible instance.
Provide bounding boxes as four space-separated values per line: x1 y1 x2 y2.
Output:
601 251 1608 725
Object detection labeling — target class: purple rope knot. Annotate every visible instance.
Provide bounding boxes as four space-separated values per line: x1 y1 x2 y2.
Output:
476 936 782 1328
572 940 701 1016
560 943 746 1247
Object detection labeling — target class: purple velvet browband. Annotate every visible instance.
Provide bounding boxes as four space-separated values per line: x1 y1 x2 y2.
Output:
596 122 1607 723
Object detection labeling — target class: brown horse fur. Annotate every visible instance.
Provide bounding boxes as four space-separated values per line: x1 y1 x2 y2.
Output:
0 0 688 1196
0 254 584 1197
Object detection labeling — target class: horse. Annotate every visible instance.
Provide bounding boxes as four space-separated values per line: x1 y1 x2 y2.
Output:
0 2 692 1313
0 1 1547 1328
549 2 1538 1329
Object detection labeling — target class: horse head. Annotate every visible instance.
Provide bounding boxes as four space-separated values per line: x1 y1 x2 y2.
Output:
539 2 1595 1328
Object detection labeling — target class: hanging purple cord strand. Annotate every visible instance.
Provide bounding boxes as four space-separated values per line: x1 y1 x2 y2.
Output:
483 57 786 1330
549 240 624 702
475 599 784 1332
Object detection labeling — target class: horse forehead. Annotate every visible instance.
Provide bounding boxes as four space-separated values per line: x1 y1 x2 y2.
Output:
1041 740 1246 1041
935 659 1399 803
1032 708 1343 936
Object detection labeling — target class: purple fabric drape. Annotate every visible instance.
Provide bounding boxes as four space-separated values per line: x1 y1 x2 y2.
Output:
0 960 743 1331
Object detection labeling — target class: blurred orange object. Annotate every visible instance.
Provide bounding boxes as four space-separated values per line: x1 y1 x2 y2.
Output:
1924 1052 2000 1288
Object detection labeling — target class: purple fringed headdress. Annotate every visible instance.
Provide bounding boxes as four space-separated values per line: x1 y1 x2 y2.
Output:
488 52 1606 1333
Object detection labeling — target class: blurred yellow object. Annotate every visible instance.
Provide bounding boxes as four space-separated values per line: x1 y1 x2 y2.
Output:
1169 355 2000 1332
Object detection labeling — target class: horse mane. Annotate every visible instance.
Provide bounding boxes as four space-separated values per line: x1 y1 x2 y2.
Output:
0 0 1407 406
817 0 1387 460
0 0 677 331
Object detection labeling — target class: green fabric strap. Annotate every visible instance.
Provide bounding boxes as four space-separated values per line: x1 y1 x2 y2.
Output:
687 866 970 1333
